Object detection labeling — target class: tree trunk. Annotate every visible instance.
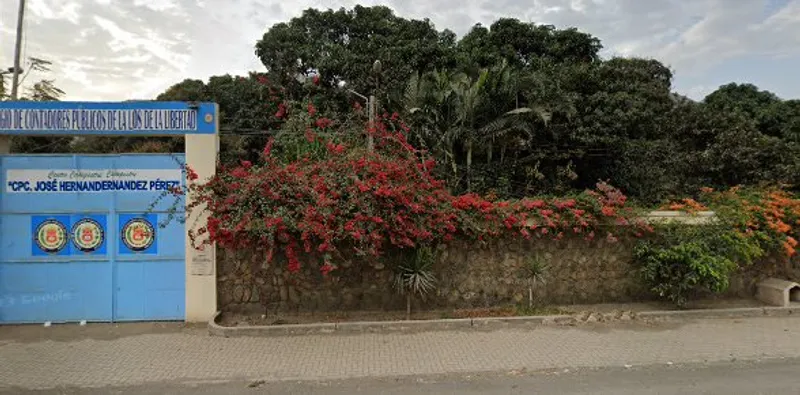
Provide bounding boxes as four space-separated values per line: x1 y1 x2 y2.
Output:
448 143 458 192
466 140 473 192
487 141 493 164
406 294 412 321
528 286 533 309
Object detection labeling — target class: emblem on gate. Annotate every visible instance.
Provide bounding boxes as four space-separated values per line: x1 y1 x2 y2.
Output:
35 219 68 254
71 218 104 253
121 217 155 252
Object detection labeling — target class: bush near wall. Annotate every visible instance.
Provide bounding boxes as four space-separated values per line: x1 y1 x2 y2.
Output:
635 188 800 306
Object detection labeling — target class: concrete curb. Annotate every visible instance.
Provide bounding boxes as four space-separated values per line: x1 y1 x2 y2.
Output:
208 305 800 337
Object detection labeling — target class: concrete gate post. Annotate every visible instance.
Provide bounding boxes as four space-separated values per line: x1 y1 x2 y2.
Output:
184 133 219 322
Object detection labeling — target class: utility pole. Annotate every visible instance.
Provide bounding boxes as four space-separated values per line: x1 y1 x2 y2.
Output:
10 0 26 100
2 0 25 154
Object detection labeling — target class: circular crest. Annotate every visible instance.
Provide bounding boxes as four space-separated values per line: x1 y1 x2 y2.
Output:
71 218 104 253
121 217 155 252
35 219 68 254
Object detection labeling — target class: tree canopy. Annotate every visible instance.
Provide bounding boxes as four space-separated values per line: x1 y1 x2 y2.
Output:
12 5 799 204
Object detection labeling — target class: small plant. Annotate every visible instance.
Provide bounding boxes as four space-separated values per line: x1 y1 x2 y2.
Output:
393 246 437 320
521 255 549 309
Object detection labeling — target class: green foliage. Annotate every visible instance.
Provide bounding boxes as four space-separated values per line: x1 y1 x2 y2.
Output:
255 5 457 108
521 254 549 308
634 223 764 308
137 7 797 203
394 246 438 320
393 246 438 298
636 239 735 308
522 255 549 283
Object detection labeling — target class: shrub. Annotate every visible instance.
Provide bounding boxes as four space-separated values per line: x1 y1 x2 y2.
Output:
635 239 736 307
639 187 800 307
634 222 763 307
393 246 437 320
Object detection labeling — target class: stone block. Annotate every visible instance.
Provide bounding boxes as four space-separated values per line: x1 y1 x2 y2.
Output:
756 278 800 307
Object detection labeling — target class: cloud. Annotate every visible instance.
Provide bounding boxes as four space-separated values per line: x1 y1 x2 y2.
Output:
1 0 798 101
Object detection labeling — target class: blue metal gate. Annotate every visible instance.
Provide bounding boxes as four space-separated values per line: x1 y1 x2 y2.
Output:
0 154 186 323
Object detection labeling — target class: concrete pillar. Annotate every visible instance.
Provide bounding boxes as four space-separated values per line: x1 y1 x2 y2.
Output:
184 132 219 322
0 136 10 154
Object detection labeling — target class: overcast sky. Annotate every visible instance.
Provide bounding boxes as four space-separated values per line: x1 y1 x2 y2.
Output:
1 0 798 101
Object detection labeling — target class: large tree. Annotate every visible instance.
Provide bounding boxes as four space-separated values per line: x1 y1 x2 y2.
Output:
255 5 457 110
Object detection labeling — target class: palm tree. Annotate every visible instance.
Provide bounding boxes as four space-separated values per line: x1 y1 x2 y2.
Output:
402 62 564 195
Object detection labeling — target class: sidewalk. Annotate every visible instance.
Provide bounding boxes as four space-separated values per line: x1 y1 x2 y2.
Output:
1 316 799 390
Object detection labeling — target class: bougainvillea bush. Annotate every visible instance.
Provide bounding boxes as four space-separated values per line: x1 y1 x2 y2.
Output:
181 116 647 276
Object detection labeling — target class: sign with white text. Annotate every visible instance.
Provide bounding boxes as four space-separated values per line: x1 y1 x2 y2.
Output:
6 169 182 193
0 101 217 135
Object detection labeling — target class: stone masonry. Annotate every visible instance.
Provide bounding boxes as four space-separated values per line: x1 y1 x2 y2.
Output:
217 236 798 314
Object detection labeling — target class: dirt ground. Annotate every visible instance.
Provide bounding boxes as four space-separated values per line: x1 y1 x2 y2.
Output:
220 298 767 327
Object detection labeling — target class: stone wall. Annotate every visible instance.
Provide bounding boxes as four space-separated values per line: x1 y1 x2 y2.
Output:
217 237 798 314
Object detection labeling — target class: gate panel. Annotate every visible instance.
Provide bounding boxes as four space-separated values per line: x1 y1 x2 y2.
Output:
0 154 185 323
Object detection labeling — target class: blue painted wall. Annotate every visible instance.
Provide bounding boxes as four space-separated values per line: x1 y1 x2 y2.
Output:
0 154 186 323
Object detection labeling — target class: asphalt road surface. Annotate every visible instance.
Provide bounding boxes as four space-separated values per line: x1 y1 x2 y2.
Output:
6 358 800 395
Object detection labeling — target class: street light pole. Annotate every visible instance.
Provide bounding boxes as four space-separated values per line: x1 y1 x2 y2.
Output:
10 0 26 100
367 95 375 152
345 88 375 152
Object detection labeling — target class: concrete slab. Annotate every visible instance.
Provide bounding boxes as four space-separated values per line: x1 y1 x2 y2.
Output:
756 278 800 307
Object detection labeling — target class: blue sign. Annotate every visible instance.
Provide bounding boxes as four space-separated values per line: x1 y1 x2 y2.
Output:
0 101 217 135
6 169 182 194
119 214 158 255
31 215 71 256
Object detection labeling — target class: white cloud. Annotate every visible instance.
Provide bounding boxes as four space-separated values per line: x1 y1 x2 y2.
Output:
27 0 82 24
1 0 798 101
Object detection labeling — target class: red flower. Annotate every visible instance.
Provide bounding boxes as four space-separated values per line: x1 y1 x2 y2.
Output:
305 129 316 143
320 263 334 275
315 118 333 129
263 138 275 157
326 142 346 155
274 103 287 119
186 166 199 181
230 167 249 178
523 199 545 209
312 74 320 86
307 103 317 116
240 160 252 169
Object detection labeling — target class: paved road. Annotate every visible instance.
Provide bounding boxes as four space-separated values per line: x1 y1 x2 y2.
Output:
1 316 799 391
4 358 800 394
